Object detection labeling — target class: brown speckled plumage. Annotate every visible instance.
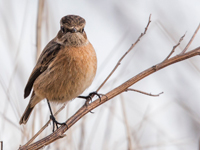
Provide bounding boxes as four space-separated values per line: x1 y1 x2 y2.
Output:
61 15 86 29
19 15 97 124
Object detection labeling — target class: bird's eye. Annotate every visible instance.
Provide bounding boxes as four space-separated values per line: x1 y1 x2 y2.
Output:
79 28 84 33
61 26 65 33
66 28 70 33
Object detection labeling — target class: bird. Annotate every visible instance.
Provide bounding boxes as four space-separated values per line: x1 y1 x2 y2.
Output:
19 15 98 131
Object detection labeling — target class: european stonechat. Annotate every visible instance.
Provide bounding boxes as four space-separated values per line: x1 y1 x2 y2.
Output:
19 15 97 130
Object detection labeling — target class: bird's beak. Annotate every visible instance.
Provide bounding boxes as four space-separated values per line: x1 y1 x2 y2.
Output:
71 28 77 33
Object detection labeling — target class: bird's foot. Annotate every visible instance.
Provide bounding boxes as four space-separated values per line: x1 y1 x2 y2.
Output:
78 91 103 113
50 115 67 132
78 91 102 106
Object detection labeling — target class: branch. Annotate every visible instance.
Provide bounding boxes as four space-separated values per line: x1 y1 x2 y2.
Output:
19 46 200 150
96 14 152 92
126 88 163 97
181 23 200 54
162 34 185 62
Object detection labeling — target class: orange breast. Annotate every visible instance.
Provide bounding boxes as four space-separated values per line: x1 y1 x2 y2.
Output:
33 42 97 103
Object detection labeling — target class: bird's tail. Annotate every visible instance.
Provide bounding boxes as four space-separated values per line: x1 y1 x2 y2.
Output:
19 102 34 125
19 92 40 125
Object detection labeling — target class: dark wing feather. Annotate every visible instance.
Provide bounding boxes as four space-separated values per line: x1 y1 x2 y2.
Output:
24 40 62 98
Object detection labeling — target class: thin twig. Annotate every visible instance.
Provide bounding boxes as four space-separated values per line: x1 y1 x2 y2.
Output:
96 14 152 92
126 88 163 97
163 34 185 62
181 23 200 54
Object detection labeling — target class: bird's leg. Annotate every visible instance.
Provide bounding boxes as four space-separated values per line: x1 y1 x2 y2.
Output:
47 99 67 132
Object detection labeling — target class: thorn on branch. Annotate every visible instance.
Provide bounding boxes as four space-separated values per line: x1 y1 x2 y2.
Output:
126 88 163 97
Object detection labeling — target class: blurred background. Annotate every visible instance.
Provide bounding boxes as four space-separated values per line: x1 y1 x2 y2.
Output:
0 0 200 149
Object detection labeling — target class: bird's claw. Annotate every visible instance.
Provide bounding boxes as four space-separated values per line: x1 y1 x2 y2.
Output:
50 115 67 132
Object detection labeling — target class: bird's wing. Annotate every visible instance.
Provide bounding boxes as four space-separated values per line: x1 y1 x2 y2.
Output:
24 39 62 98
